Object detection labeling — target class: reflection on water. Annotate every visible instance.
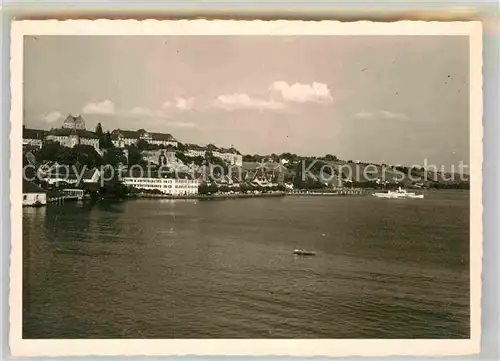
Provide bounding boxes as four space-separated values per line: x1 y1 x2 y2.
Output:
22 205 47 219
23 191 470 339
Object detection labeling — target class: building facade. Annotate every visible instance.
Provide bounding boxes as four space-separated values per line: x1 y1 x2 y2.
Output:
46 114 100 152
186 144 207 158
41 167 101 185
186 144 243 166
23 180 47 206
61 114 86 130
141 150 177 165
111 129 178 148
215 148 243 167
22 127 47 149
122 176 199 196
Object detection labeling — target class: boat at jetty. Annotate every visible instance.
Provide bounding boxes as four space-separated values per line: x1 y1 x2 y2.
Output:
373 187 424 199
294 249 316 256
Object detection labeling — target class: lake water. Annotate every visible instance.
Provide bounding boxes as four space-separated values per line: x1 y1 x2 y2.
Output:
23 191 470 338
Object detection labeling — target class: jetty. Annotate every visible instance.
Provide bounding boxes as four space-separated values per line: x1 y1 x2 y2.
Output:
48 189 85 203
288 189 367 196
129 191 286 201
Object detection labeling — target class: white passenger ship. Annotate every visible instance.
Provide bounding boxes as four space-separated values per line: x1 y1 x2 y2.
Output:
373 187 424 199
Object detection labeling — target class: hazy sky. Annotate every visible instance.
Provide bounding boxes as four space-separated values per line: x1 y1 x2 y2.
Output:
23 35 469 168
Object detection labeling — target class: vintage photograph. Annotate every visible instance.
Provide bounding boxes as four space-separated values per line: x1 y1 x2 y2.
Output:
11 20 482 356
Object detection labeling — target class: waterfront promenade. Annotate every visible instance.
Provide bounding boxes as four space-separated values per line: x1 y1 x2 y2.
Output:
42 188 369 204
127 189 367 201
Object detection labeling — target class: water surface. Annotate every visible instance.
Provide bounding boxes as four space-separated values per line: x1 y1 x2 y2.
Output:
23 191 470 338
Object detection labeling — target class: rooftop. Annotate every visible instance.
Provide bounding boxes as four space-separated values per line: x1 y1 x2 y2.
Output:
62 114 86 130
111 129 176 141
48 128 99 139
23 127 48 140
23 179 46 194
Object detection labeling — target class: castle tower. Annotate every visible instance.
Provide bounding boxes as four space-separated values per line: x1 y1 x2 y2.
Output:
62 114 86 130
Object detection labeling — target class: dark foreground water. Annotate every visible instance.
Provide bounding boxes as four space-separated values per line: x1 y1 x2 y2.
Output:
23 191 470 338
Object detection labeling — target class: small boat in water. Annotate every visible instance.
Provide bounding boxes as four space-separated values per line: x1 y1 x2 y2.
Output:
373 187 424 199
294 249 316 256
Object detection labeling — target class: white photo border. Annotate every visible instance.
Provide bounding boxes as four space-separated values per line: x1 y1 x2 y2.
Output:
9 19 483 357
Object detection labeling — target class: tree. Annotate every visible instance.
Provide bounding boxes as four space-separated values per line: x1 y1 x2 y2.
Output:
323 154 338 162
176 151 189 165
37 142 63 162
127 145 144 166
95 123 104 137
280 153 299 163
198 181 218 195
192 156 205 166
102 148 127 167
206 155 228 174
243 154 255 162
99 166 128 199
206 144 218 151
219 185 230 193
36 142 103 168
176 142 187 152
137 139 149 150
99 131 114 149
71 144 102 168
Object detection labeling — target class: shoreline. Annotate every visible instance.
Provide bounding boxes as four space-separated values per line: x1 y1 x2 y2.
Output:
38 188 469 206
128 189 369 200
42 189 368 205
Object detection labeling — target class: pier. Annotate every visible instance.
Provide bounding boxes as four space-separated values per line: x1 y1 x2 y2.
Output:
288 189 367 196
48 189 85 203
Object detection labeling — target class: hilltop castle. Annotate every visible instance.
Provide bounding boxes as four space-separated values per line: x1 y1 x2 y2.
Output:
46 114 100 152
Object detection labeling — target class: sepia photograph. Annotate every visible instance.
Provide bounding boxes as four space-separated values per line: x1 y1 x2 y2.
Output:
10 20 482 357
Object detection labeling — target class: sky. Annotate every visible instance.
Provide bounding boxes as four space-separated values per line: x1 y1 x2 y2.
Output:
23 35 469 169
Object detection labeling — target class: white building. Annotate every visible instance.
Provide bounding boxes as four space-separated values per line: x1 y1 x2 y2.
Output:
23 180 47 206
186 144 207 158
111 128 178 148
215 149 243 167
123 176 199 196
186 144 243 166
141 150 177 165
42 167 100 185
